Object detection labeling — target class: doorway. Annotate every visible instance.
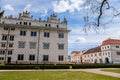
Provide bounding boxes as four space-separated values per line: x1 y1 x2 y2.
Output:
7 57 11 64
105 57 109 63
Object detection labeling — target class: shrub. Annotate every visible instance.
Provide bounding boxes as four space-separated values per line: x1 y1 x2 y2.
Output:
0 64 120 69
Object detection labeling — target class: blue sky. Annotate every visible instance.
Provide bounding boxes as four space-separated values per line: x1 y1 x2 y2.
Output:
1 0 120 55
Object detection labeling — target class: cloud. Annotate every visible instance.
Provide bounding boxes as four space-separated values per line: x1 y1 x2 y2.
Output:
75 37 87 43
52 0 69 13
24 4 32 11
4 4 14 11
41 9 48 17
52 0 84 13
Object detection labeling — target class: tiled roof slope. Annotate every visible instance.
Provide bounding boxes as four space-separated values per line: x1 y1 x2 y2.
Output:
71 51 81 56
83 46 101 54
102 38 120 46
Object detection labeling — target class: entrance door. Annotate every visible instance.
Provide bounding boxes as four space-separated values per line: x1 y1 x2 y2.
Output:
7 57 11 64
105 57 109 63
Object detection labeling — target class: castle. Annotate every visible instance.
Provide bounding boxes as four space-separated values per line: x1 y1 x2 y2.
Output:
0 11 70 64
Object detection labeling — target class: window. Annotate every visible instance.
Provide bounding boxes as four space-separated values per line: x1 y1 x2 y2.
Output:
116 46 119 48
8 50 12 55
58 55 64 61
18 42 25 48
116 52 120 55
0 57 4 60
43 43 49 49
95 54 97 56
44 32 50 37
2 35 7 40
11 28 15 30
20 31 26 36
29 55 35 61
1 43 6 47
10 35 14 41
30 42 36 49
99 53 101 56
29 22 31 25
31 31 37 36
20 22 22 25
102 47 104 50
9 43 13 48
58 33 64 38
18 54 24 60
49 24 51 27
91 54 93 57
4 27 8 30
58 44 64 50
57 25 59 28
24 22 27 25
43 55 49 61
0 50 5 55
45 24 47 27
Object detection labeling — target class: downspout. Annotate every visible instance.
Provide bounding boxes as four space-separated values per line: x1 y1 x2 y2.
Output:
4 28 10 64
37 30 40 64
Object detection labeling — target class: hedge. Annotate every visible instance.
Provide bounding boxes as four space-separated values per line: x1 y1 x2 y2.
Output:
0 64 120 69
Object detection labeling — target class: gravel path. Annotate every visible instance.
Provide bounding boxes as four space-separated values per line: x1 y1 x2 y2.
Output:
77 68 120 78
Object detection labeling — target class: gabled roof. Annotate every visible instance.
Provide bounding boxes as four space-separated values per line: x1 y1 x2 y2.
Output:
102 38 120 46
83 46 101 55
71 51 81 56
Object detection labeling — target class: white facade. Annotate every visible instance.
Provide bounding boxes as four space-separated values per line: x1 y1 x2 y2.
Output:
82 39 120 64
70 51 83 64
0 11 70 64
101 44 120 64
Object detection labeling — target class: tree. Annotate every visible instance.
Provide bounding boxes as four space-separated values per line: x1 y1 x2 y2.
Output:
83 0 120 33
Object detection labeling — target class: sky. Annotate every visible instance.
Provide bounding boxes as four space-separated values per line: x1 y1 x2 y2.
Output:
1 0 120 55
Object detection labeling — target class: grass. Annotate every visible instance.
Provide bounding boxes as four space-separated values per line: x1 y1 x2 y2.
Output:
102 68 120 74
0 71 119 80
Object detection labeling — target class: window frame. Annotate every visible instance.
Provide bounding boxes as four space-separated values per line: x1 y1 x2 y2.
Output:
43 55 49 61
20 31 26 36
18 42 25 48
18 54 24 61
29 42 36 49
31 31 37 36
58 33 64 38
58 44 64 50
43 43 49 49
44 32 50 37
58 55 64 61
29 55 35 61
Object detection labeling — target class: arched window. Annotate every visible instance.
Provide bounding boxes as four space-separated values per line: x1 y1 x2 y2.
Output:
49 24 51 27
57 25 59 28
45 24 47 27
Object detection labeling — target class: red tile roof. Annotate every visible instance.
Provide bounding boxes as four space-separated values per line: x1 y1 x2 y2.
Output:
83 46 101 55
71 51 81 56
102 38 120 46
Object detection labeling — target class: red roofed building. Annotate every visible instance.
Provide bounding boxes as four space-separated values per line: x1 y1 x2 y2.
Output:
70 50 84 64
102 38 120 46
82 38 120 64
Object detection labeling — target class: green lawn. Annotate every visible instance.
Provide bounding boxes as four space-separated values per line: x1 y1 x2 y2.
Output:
0 71 119 80
102 68 120 74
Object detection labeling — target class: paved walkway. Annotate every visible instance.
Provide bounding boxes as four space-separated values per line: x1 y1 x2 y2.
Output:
0 68 120 78
77 68 120 78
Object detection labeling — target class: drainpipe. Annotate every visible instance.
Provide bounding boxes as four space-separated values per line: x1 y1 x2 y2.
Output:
4 27 10 64
37 30 40 64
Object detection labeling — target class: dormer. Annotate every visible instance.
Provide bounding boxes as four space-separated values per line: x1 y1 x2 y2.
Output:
18 11 33 20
